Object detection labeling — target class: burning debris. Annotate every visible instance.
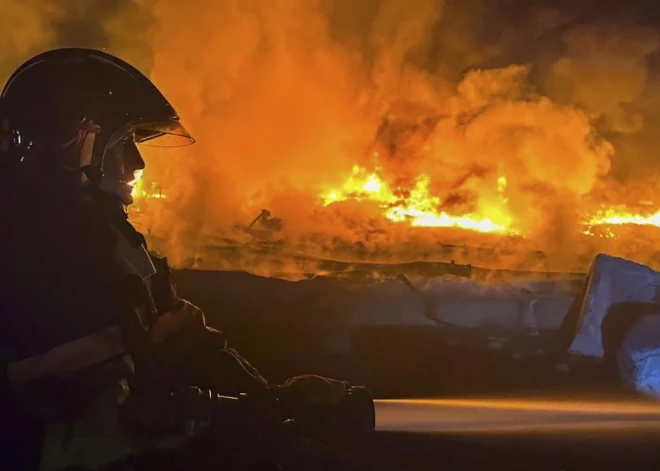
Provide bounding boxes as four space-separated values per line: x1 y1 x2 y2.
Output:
131 166 660 241
246 209 283 232
319 165 511 233
81 0 660 274
586 206 660 228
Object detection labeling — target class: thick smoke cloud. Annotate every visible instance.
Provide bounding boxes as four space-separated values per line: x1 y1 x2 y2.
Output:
143 0 617 269
544 22 659 134
3 0 660 274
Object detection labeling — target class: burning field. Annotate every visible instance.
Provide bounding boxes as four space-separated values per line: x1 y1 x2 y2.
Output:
6 0 660 275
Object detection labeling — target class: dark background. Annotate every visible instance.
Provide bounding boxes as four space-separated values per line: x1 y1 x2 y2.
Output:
173 268 660 470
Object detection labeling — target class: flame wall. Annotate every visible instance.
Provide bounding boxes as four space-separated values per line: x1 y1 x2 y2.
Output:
4 0 660 274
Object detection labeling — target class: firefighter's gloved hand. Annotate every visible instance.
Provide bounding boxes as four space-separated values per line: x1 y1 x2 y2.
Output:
150 299 225 348
149 299 200 343
279 375 348 406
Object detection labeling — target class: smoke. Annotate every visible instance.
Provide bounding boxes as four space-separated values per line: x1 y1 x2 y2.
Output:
543 21 659 134
4 0 660 274
0 2 61 77
141 0 619 269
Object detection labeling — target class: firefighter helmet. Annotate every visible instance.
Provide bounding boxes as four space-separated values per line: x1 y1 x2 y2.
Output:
0 48 194 204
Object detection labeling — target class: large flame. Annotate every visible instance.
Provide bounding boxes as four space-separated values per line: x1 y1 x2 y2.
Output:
586 207 660 227
122 1 660 272
7 0 660 274
320 165 513 233
132 166 660 237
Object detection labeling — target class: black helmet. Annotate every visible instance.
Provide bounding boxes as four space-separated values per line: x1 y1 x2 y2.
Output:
0 48 194 202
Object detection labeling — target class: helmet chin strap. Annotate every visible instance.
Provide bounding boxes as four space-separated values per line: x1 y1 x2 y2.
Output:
113 223 157 280
98 178 133 205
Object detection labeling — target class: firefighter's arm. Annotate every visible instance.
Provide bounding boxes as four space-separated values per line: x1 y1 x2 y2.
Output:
149 298 226 348
147 253 226 347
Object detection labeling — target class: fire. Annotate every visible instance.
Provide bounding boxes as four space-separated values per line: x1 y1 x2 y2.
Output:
130 169 166 200
586 207 660 227
130 169 144 198
132 167 660 239
319 167 660 237
320 166 514 233
578 206 660 239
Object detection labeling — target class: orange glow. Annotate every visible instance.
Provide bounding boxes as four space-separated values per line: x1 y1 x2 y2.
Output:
130 169 166 200
132 167 660 239
129 169 144 199
74 0 660 273
586 207 660 227
320 165 515 233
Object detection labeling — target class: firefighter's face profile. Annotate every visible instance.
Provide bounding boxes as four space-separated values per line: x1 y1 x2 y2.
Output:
100 134 145 205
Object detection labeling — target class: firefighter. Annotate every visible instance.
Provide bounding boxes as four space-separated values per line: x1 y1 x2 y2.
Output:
0 48 350 471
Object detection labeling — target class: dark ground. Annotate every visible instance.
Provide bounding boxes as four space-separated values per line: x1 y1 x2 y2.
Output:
368 427 660 470
172 268 660 470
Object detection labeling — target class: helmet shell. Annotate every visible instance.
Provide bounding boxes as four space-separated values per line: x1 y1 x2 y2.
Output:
0 48 192 171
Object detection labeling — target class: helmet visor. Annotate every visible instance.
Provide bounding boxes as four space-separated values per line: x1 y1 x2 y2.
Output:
105 118 195 152
98 118 194 204
133 120 195 147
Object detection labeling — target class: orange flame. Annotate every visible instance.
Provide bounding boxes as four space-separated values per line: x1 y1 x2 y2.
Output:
586 207 660 227
320 166 515 233
130 169 166 200
129 169 144 198
132 167 660 238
